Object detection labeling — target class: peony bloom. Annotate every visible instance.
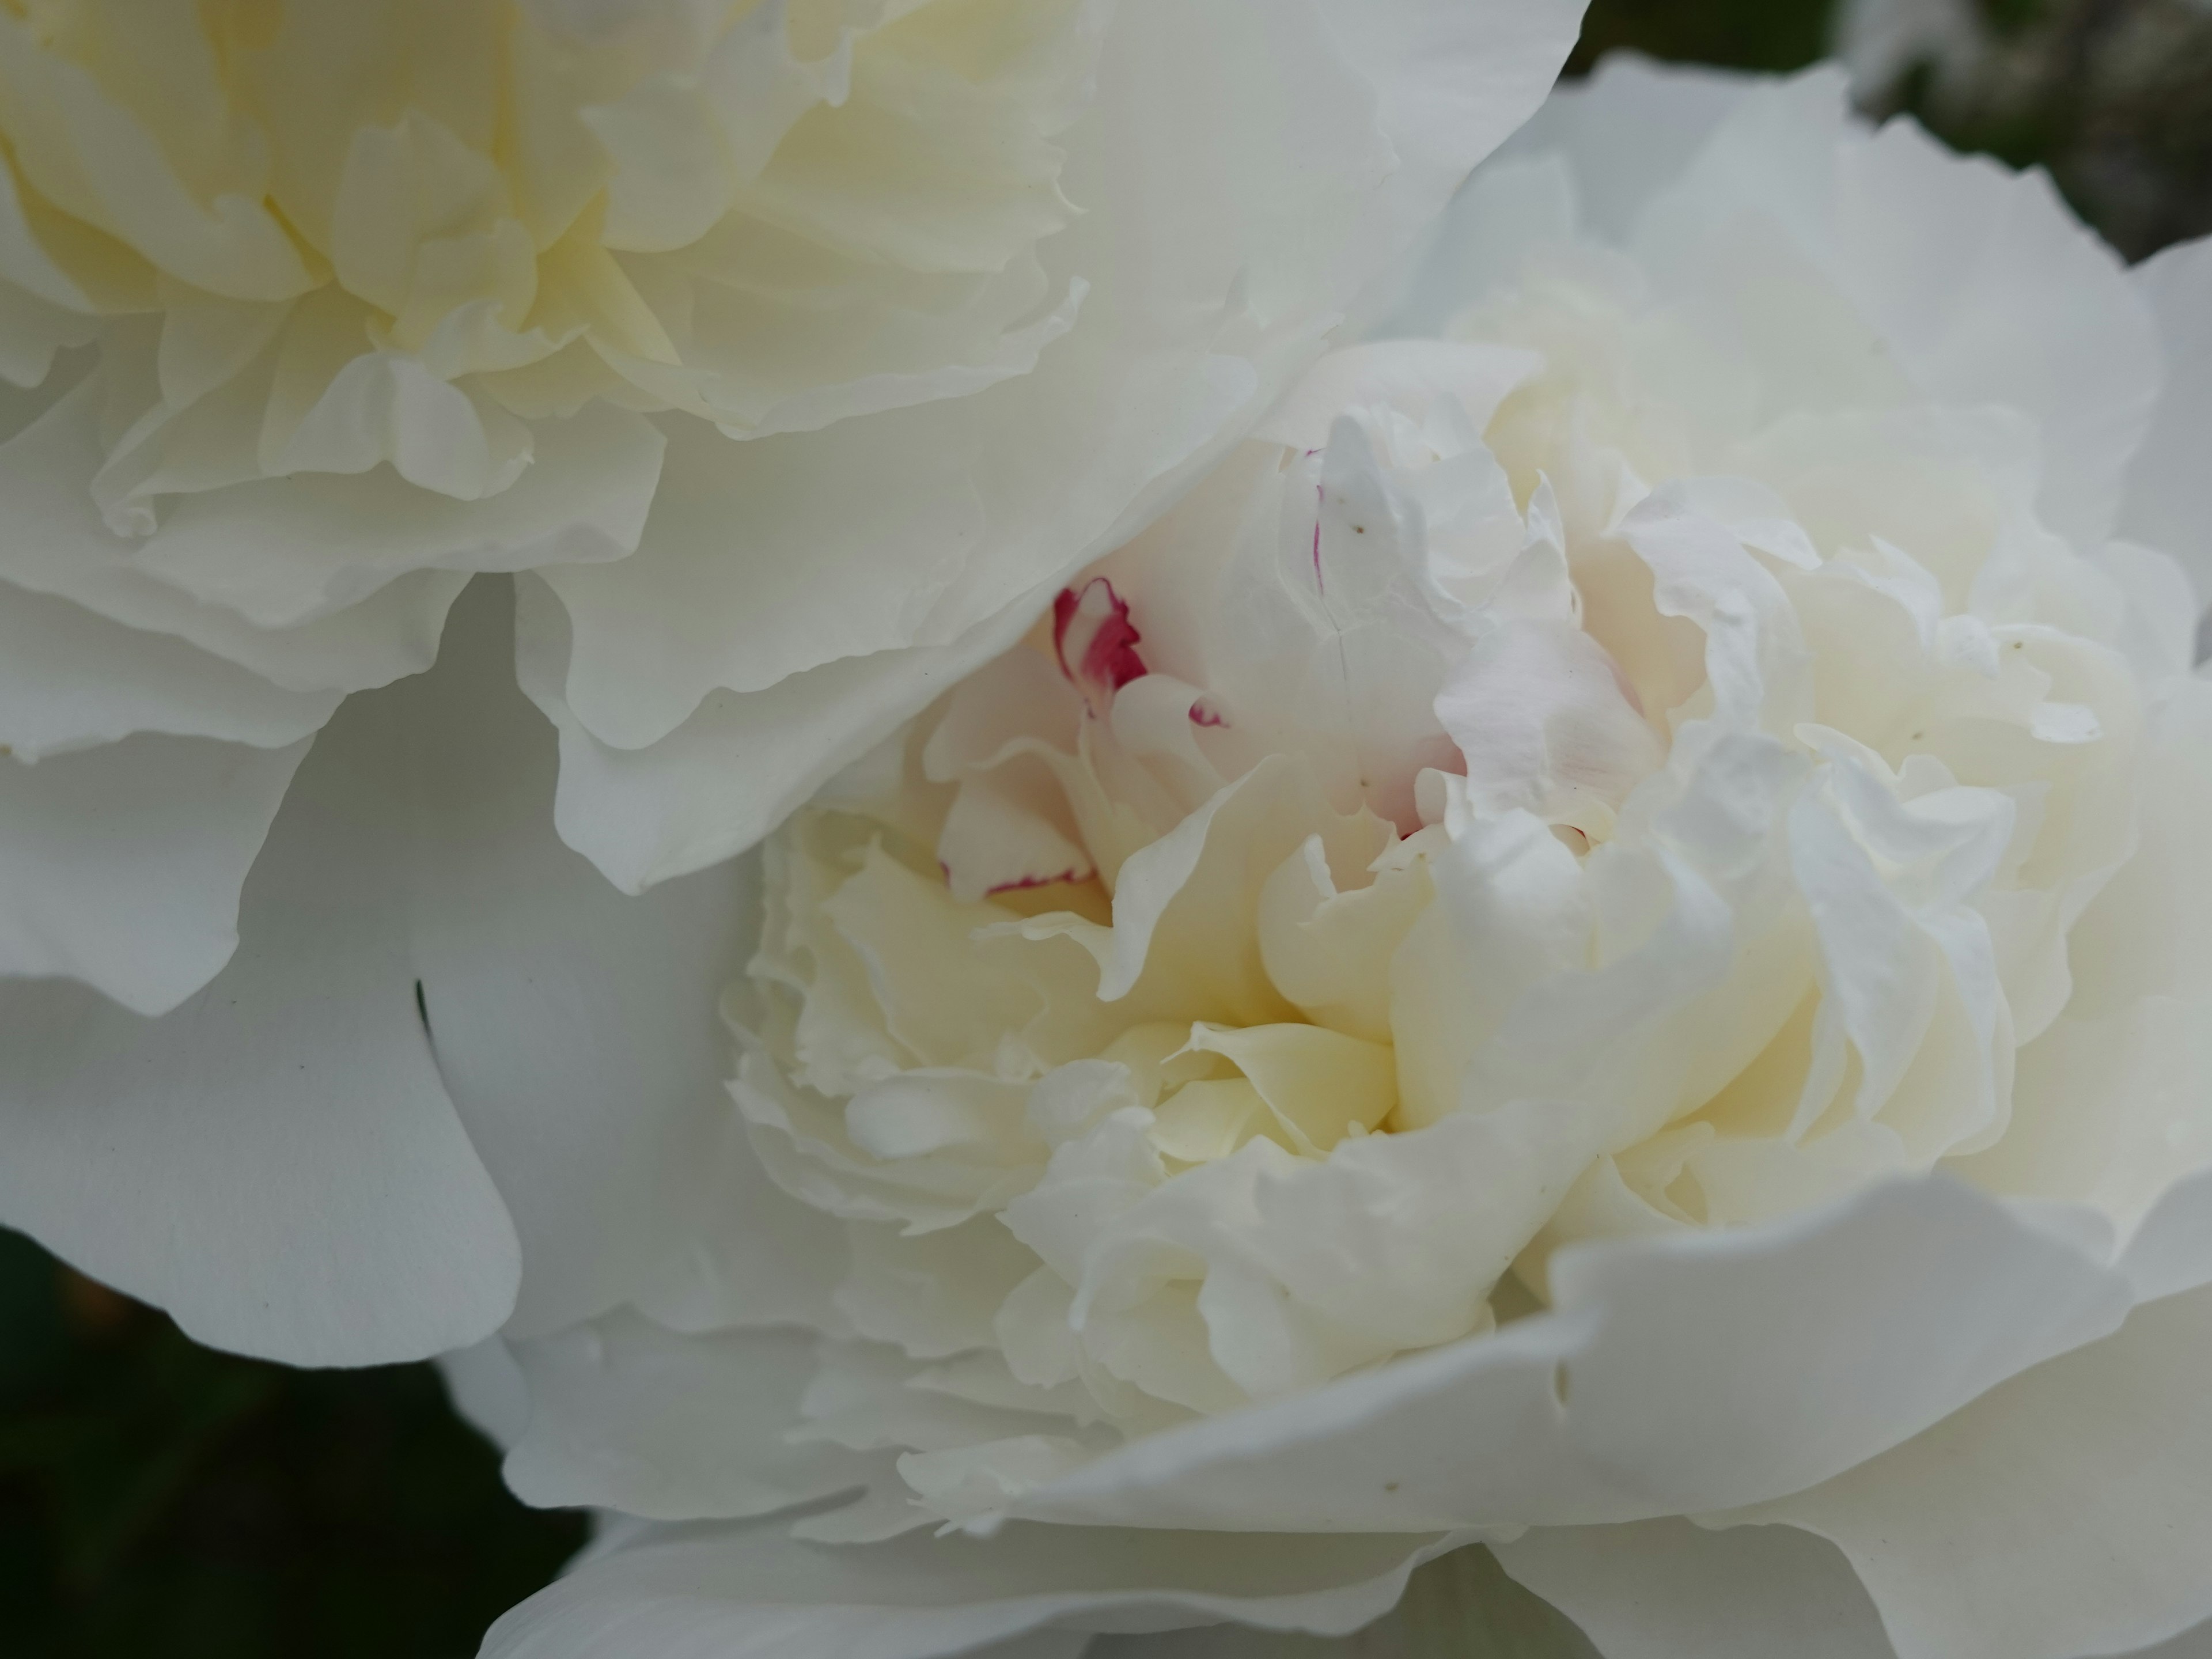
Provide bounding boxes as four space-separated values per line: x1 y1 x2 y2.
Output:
467 60 2212 1659
0 0 1582 1362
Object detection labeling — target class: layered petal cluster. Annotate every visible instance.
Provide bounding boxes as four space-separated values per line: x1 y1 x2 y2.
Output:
477 61 2212 1659
0 0 1584 1357
0 0 1582 1014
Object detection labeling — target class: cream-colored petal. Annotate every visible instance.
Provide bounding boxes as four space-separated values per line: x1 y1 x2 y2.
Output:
1718 1285 2212 1659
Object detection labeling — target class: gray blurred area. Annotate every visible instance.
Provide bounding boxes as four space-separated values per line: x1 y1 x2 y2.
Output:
1840 0 2212 259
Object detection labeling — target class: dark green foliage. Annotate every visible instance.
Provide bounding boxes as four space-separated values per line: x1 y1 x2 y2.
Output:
1876 0 2212 260
1569 0 1836 76
0 1228 585 1658
1574 0 2212 262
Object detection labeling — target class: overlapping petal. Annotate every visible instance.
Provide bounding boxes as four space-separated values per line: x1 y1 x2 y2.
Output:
0 581 756 1362
0 684 518 1363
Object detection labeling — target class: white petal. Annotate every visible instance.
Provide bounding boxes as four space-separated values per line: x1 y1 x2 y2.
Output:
1382 150 1581 343
1959 679 2212 1274
0 730 307 1014
531 403 994 746
0 377 471 695
838 1219 1039 1361
504 1311 888 1522
1257 833 1429 1043
1003 1177 2128 1532
1827 105 2161 547
1088 1543 1603 1658
628 1094 853 1338
2134 1620 2212 1659
939 776 1095 905
132 398 664 629
518 567 1050 893
2124 1165 2212 1305
531 332 1257 766
0 275 95 384
2120 235 2212 600
1496 1520 1894 1659
1055 1099 1598 1403
2100 540 2198 683
1085 757 1312 1013
1498 56 1759 247
1718 1283 2212 1659
1438 617 1664 831
1252 339 1542 454
1588 65 2158 549
392 578 759 1339
0 685 520 1363
439 1336 533 1452
0 579 336 759
797 1337 1101 1486
1309 0 1586 245
479 1517 1458 1659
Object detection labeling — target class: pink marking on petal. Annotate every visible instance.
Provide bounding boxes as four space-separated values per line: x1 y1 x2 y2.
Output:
1053 577 1147 718
986 867 1090 896
1189 697 1227 729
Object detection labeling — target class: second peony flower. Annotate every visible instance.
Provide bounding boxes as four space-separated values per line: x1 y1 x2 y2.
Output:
482 57 2212 1659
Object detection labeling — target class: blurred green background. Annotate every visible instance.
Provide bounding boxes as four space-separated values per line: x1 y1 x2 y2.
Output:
7 0 2209 1653
0 1228 583 1657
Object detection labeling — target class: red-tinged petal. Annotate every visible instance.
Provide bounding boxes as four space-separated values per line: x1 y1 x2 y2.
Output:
1054 578 1148 718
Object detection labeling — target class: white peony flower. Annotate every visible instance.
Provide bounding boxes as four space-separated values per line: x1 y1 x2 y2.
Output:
465 59 2212 1659
0 0 1581 1362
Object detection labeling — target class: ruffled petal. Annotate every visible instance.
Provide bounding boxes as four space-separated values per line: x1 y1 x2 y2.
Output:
1957 680 2212 1278
1717 1284 2212 1659
518 566 1055 892
480 1516 1457 1659
1438 617 1665 836
0 579 337 760
1611 67 2160 549
1827 115 2160 549
0 680 520 1363
1002 1177 2129 1532
0 374 472 696
532 397 999 743
0 729 307 1014
129 396 664 629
